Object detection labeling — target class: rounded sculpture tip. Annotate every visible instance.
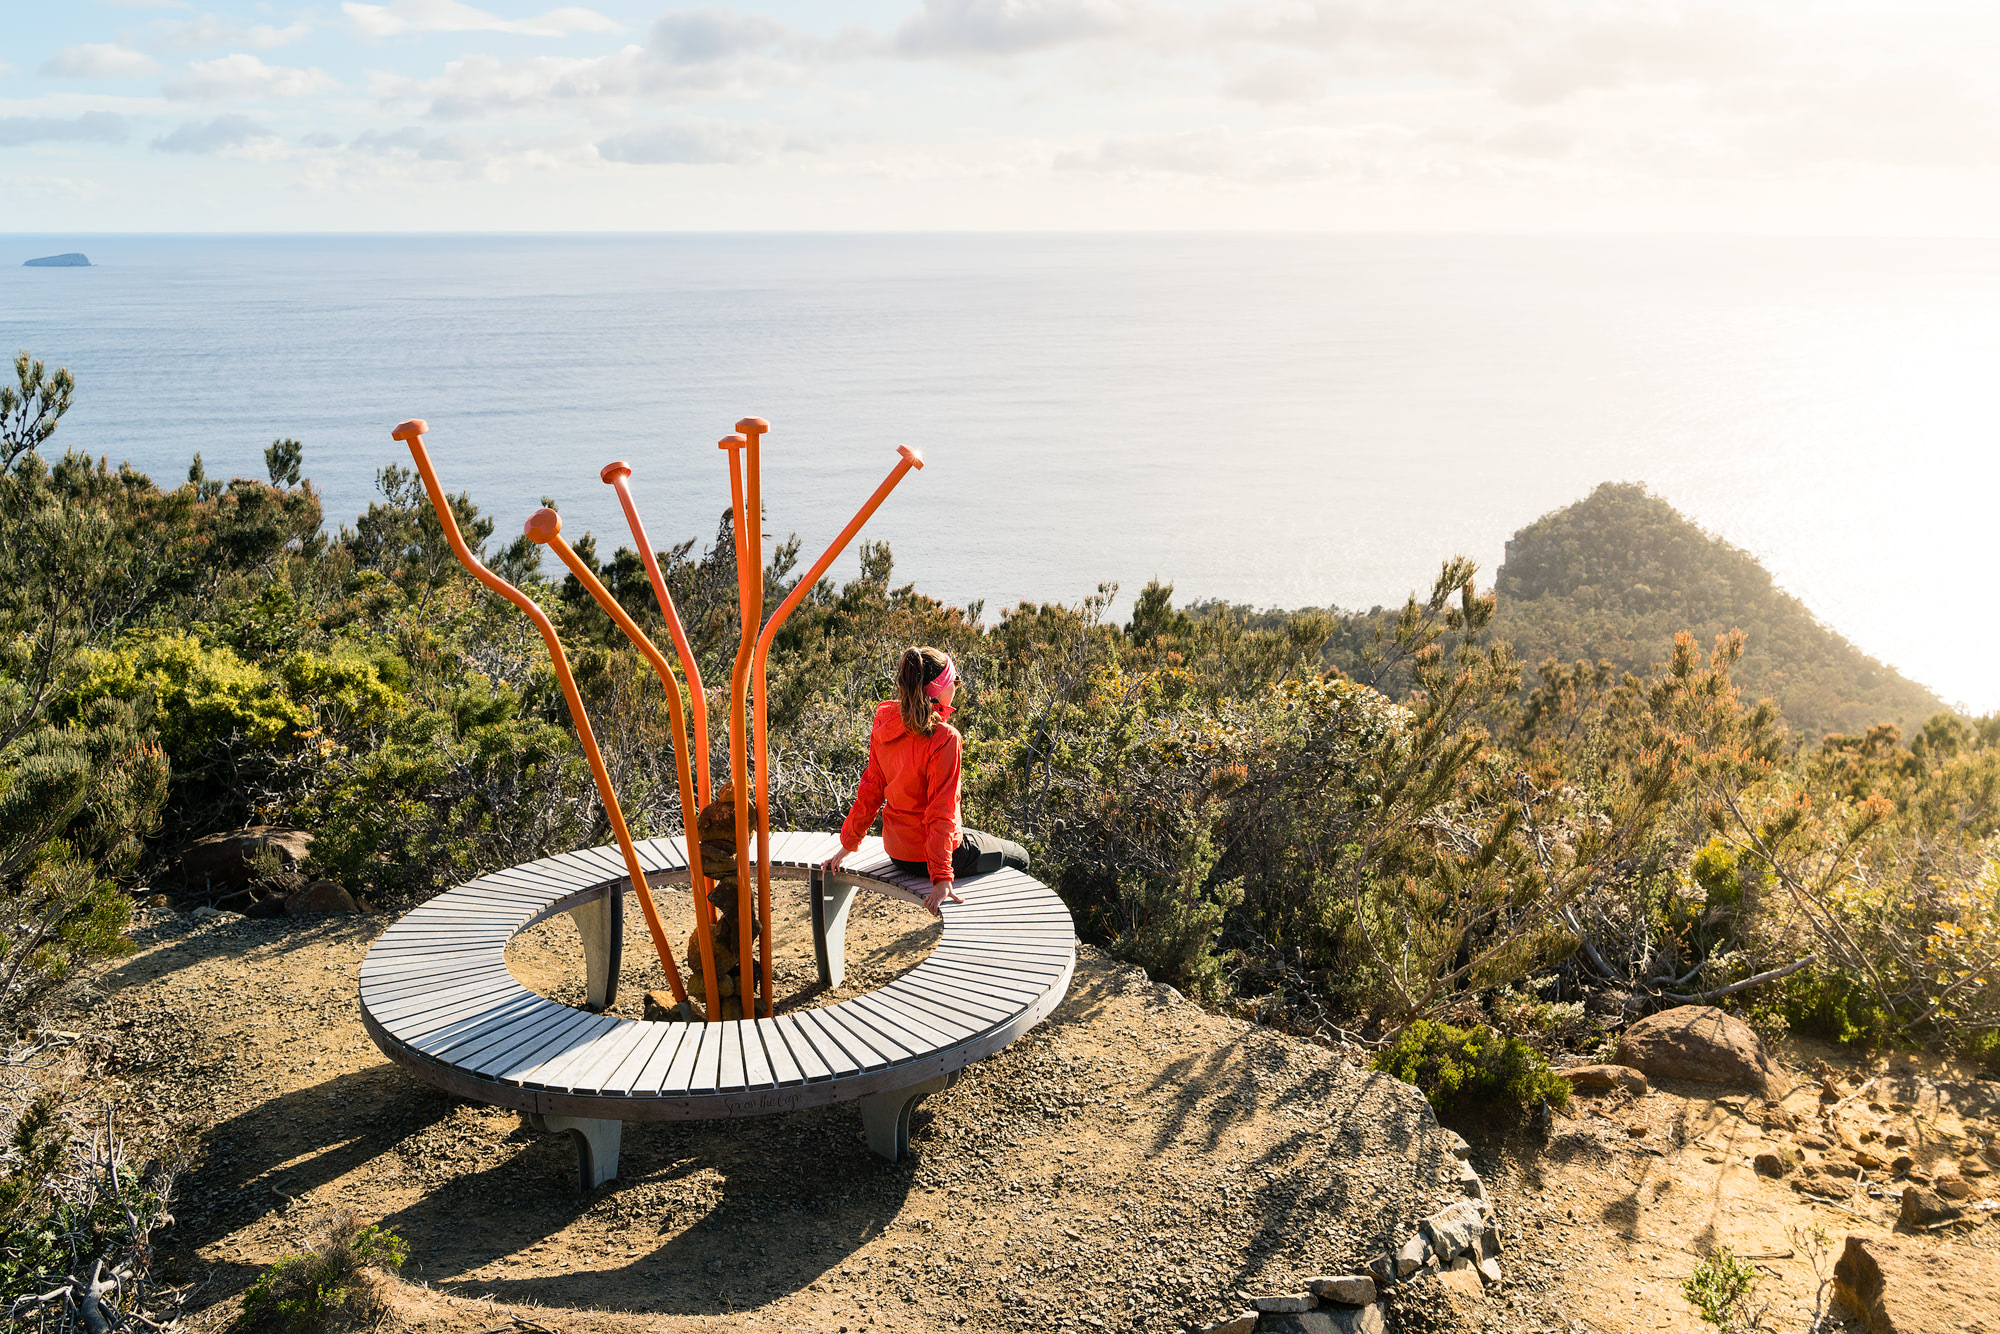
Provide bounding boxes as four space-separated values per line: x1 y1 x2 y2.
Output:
391 418 428 441
897 444 925 469
523 507 562 544
717 433 747 450
735 417 769 434
600 460 633 484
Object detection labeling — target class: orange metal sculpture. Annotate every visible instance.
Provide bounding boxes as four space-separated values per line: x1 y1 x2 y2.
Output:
391 416 922 1021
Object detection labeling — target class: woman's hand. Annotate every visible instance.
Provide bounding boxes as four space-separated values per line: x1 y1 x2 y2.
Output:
923 879 963 916
823 848 847 876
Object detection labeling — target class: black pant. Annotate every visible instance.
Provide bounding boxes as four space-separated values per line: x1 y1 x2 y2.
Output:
891 827 1030 881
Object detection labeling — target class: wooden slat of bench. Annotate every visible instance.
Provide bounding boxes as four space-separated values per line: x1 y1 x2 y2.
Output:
654 1021 706 1095
628 1023 694 1095
739 1019 776 1089
407 992 555 1055
519 1019 647 1091
922 950 1068 988
845 988 978 1052
752 1017 802 1085
908 959 1048 1006
634 837 688 872
948 913 1075 935
370 926 518 951
485 1009 616 1082
809 1004 903 1069
480 863 603 897
686 1020 727 1095
880 974 1015 1027
400 894 534 920
792 1007 877 1074
361 960 510 1002
770 1014 837 1081
361 953 509 987
434 993 579 1064
717 1022 747 1091
452 876 567 904
568 846 630 883
364 972 519 1022
604 1022 678 1095
930 939 1071 971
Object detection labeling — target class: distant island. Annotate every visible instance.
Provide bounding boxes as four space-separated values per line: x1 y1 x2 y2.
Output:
23 253 91 267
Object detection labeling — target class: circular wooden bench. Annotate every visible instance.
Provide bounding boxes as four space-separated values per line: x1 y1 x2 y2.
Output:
359 831 1075 1189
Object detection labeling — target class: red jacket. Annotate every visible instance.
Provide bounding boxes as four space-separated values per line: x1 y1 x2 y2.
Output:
840 699 962 882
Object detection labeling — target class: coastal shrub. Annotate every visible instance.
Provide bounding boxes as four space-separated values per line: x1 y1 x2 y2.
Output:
1109 830 1242 1005
1371 1019 1570 1119
239 1211 408 1334
0 1096 180 1333
1681 1245 1761 1332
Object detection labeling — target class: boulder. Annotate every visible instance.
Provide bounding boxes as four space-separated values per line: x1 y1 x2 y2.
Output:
1834 1233 2000 1334
1753 1150 1796 1177
1250 1293 1315 1313
1557 1063 1650 1095
1614 1005 1789 1095
284 880 357 915
1896 1185 1960 1228
1436 1257 1483 1300
1195 1314 1257 1334
1267 1306 1384 1334
178 827 314 893
1393 1235 1432 1278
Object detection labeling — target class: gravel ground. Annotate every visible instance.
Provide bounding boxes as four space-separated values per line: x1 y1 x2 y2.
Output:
62 880 1473 1334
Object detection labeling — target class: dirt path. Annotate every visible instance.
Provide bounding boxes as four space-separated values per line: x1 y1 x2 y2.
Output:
77 883 1466 1334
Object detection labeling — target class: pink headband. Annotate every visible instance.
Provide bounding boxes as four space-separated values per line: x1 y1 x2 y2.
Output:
923 655 956 700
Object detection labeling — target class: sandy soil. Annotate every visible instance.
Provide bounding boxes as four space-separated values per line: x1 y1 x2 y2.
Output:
73 880 1467 1334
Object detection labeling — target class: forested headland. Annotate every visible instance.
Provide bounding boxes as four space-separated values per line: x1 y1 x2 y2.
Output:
4 351 1997 1074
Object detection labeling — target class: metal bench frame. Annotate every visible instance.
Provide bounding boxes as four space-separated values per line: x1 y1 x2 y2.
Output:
359 830 1074 1190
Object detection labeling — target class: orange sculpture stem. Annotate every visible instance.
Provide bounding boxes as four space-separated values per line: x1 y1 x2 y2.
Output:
601 463 711 807
750 442 926 1020
738 418 772 1018
534 513 719 1022
720 432 758 1017
391 420 689 1012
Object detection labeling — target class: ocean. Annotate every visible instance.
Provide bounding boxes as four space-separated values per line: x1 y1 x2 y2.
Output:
4 232 1996 711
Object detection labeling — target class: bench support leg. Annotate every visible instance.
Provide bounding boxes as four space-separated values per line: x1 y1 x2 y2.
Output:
529 1113 622 1192
812 868 857 989
859 1070 960 1163
569 887 623 1012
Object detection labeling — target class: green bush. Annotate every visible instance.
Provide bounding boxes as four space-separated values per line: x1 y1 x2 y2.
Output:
1372 1018 1571 1119
1109 830 1242 1005
239 1211 408 1333
1763 964 1892 1049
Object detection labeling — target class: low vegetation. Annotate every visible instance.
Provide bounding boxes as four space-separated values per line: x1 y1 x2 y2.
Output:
2 350 1996 1144
239 1211 409 1333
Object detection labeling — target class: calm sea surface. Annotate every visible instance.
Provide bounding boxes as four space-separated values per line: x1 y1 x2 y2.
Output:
3 233 1996 711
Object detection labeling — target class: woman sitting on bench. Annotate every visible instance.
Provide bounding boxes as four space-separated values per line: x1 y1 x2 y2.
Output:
823 646 1029 914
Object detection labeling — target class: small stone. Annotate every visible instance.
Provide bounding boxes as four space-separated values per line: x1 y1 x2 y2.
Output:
1852 1149 1886 1171
1250 1293 1316 1314
1822 1160 1861 1179
1961 1157 1991 1178
1885 1131 1909 1147
1753 1150 1796 1177
1444 1130 1471 1158
1626 1122 1648 1138
1477 1224 1502 1260
1306 1276 1376 1306
1891 1154 1915 1175
190 906 222 919
1195 1313 1258 1334
1365 1253 1396 1287
1475 1255 1504 1285
1455 1160 1487 1200
1421 1200 1486 1259
1394 1235 1432 1277
1436 1257 1483 1300
1935 1174 1973 1200
1800 1135 1831 1150
1899 1185 1962 1226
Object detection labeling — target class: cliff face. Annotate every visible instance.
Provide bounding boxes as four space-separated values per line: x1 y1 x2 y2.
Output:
1493 482 1945 740
23 253 91 267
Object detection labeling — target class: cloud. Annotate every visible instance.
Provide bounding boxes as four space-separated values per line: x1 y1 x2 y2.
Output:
98 0 191 9
143 15 314 52
349 125 481 160
39 44 161 78
649 8 791 64
596 117 789 164
893 0 1157 57
1055 123 1432 183
164 53 339 100
0 111 132 146
150 112 274 152
342 0 620 39
300 131 342 148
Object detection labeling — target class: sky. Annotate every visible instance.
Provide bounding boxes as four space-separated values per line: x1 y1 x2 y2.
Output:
7 0 2000 232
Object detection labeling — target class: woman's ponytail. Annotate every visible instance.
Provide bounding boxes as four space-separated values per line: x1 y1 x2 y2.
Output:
896 646 951 736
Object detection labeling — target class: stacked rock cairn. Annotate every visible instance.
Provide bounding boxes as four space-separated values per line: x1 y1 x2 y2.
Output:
673 783 763 1021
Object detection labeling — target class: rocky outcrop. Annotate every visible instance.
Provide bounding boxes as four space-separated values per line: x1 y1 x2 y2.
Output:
1834 1233 2000 1333
177 827 314 893
1558 1063 1649 1094
1615 1005 1789 1095
24 253 91 267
